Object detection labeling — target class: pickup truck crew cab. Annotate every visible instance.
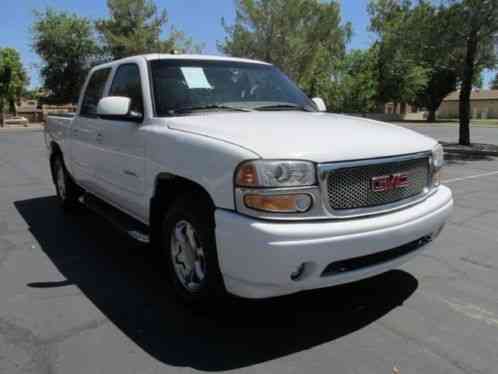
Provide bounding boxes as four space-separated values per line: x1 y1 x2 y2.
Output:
45 54 453 303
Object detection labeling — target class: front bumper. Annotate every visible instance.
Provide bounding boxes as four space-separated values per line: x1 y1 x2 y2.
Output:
215 185 453 299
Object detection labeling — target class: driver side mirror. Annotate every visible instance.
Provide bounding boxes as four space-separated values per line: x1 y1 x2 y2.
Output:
97 96 142 122
312 97 327 112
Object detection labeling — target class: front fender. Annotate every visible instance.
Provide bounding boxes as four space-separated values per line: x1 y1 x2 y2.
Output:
144 124 260 212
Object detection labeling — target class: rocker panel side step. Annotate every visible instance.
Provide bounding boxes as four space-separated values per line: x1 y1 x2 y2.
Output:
79 194 150 244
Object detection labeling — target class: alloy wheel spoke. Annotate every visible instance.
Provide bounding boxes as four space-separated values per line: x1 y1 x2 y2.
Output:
171 220 207 292
194 260 205 280
174 225 188 246
185 224 198 249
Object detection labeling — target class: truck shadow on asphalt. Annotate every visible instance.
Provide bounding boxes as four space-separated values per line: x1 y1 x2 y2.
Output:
15 196 418 371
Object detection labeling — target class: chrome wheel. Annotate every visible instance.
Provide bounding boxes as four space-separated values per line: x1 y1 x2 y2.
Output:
170 220 206 293
55 160 66 200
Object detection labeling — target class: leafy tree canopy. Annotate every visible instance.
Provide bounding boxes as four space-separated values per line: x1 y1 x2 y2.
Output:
367 0 495 123
368 0 442 110
329 49 379 113
32 8 99 103
96 0 201 60
219 0 352 101
0 48 28 115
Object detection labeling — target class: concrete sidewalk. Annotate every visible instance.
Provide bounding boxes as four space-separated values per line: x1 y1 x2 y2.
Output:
0 123 44 132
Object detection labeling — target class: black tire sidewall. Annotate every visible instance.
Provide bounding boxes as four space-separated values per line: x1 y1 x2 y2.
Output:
51 155 79 210
161 195 225 305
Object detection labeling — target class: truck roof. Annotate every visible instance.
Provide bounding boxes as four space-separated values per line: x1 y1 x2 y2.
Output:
94 54 271 69
143 54 270 65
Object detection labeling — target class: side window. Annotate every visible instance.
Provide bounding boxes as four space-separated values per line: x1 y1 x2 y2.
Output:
80 68 111 117
109 64 144 116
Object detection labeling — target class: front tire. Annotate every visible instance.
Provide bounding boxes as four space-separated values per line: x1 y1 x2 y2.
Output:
162 193 226 305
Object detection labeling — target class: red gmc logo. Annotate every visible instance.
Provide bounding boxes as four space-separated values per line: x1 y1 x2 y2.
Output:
371 173 409 192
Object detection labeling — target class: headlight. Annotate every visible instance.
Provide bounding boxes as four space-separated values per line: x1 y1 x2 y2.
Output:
235 160 316 188
431 144 444 187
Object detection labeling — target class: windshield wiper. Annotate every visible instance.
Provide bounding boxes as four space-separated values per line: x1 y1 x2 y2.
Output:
169 104 252 115
253 103 315 112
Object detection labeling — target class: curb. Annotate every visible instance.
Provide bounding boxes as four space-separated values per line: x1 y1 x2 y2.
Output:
0 125 44 132
442 147 498 157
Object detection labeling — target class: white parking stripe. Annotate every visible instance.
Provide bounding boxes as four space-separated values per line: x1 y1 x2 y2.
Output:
443 171 498 184
436 296 498 328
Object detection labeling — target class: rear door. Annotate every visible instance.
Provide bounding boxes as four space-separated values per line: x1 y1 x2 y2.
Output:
92 63 147 221
70 68 111 191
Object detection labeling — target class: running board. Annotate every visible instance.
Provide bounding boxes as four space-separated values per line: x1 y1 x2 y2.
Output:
79 194 150 244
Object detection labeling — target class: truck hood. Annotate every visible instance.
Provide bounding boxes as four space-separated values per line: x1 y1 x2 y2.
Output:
167 112 437 163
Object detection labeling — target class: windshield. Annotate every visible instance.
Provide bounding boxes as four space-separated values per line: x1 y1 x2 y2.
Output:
149 59 315 116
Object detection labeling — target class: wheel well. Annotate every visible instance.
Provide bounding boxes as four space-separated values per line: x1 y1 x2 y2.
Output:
149 174 215 245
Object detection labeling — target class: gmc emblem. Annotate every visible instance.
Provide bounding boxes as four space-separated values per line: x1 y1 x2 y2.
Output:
371 173 409 192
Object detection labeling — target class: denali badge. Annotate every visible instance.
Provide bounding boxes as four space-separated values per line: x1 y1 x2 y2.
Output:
371 173 409 192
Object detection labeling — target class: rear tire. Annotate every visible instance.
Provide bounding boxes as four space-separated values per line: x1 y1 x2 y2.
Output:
51 154 81 211
161 193 226 305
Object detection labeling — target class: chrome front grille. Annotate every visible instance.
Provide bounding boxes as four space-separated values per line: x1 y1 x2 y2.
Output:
326 157 430 211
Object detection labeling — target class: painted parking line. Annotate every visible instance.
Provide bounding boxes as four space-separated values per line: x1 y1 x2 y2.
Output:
431 294 498 328
443 171 498 184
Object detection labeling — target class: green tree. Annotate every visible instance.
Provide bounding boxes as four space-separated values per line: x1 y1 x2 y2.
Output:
0 48 28 116
491 73 498 90
22 87 42 101
96 0 201 60
32 8 99 103
446 0 498 145
408 2 464 122
330 49 378 113
219 0 352 104
415 68 458 122
368 0 434 112
368 0 494 124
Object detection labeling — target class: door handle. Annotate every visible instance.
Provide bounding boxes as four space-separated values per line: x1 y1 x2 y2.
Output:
96 132 103 143
123 169 138 177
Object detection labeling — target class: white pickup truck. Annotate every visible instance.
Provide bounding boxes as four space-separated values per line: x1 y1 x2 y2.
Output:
45 54 453 303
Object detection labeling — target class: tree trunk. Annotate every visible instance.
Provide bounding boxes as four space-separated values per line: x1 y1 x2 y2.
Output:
459 32 478 146
427 109 436 122
400 102 407 116
9 98 17 117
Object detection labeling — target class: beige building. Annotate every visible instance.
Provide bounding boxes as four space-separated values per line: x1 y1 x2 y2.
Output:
438 90 498 119
383 103 426 121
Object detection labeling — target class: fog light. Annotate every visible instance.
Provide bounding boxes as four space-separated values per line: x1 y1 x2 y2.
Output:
295 194 313 212
244 194 312 213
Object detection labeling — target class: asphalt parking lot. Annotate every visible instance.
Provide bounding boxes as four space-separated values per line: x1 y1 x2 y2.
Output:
1 127 498 374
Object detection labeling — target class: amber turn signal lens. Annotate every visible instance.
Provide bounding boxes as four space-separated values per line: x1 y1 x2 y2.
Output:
244 194 312 213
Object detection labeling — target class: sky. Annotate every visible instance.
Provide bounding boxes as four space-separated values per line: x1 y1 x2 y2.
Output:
0 0 494 88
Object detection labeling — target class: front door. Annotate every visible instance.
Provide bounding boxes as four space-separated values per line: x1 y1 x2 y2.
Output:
70 68 112 192
92 63 147 221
